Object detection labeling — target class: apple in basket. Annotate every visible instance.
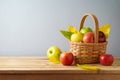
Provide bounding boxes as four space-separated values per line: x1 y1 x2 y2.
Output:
98 31 106 43
71 32 83 42
60 52 74 66
80 27 92 34
83 32 94 43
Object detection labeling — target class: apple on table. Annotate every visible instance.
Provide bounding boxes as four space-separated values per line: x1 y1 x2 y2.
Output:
100 54 114 66
60 52 74 66
47 46 61 63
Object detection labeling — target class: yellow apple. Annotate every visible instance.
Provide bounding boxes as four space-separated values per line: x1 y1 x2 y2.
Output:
47 46 61 63
71 32 83 42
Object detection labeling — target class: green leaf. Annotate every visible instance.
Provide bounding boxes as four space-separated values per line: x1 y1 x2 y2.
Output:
59 30 73 40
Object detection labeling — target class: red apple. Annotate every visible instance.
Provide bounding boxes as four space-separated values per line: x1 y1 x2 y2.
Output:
83 32 94 43
99 31 106 43
100 54 114 66
60 52 74 66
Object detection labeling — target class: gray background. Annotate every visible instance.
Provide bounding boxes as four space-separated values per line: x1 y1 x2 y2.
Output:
0 0 120 56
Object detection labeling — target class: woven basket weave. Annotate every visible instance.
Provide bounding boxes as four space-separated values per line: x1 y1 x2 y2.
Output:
70 13 108 64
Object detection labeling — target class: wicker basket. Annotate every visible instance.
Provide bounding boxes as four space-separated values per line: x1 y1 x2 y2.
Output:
70 13 108 64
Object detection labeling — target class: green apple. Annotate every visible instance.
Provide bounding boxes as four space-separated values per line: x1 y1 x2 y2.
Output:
80 27 92 34
47 46 61 63
71 32 83 42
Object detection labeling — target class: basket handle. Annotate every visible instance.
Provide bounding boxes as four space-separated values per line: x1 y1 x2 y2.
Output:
79 13 99 43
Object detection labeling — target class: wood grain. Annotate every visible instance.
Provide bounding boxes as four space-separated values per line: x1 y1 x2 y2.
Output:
0 74 120 80
0 57 120 80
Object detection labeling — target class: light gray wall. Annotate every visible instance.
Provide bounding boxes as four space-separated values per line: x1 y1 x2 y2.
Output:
0 0 120 56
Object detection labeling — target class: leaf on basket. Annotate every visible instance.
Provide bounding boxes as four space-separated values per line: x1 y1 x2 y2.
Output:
68 25 78 33
77 64 99 70
59 30 73 40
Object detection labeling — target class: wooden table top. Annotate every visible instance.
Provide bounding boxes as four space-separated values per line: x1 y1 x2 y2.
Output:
0 57 120 74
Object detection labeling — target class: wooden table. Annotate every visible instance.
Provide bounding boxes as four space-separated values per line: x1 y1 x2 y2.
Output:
0 57 120 80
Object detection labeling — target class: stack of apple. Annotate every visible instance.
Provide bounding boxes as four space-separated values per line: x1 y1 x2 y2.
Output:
71 27 106 43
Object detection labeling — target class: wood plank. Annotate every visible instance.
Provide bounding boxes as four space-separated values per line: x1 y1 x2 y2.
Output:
0 57 120 75
0 74 120 80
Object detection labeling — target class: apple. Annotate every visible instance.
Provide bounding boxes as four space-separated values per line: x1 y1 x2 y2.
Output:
99 31 106 43
71 32 83 42
80 27 92 34
83 32 94 43
47 46 61 62
60 52 74 66
100 54 114 66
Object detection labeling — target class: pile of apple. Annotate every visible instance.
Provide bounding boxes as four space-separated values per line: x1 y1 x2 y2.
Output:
71 27 106 43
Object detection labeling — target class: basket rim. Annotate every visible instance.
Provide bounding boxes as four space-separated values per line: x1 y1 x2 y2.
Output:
70 41 108 45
